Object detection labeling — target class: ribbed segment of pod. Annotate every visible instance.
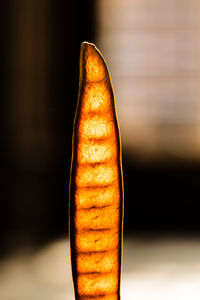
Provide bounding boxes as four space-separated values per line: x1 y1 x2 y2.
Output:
69 42 123 300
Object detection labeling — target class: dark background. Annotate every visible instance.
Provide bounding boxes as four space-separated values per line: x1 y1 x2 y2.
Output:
1 0 200 256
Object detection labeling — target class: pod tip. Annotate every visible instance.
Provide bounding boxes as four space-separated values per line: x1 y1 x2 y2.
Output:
80 41 107 82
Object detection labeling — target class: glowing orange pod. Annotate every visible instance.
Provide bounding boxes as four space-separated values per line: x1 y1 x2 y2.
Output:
69 42 123 300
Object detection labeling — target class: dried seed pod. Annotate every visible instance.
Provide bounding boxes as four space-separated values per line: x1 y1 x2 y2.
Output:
69 42 123 300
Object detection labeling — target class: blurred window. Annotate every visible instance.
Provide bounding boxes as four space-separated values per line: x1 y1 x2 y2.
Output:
97 0 200 160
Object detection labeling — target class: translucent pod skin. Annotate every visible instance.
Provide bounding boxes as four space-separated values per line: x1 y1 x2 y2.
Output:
69 42 123 300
